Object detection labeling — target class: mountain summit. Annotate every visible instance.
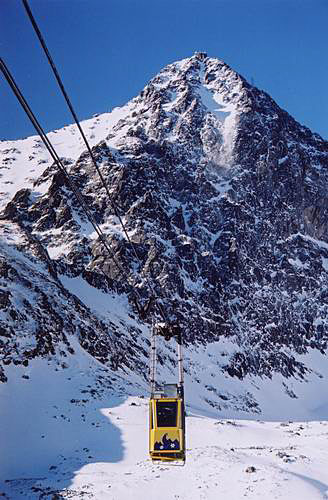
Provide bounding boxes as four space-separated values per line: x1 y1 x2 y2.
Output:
1 53 328 418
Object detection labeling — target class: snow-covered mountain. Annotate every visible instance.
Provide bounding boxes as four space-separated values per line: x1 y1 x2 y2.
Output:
1 51 328 425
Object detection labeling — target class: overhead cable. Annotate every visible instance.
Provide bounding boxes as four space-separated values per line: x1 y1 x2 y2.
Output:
0 57 130 284
22 0 170 321
22 0 143 267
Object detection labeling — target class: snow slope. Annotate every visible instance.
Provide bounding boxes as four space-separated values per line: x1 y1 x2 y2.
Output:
0 104 134 212
1 353 328 499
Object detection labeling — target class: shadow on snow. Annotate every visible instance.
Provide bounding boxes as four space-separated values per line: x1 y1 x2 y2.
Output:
0 358 126 499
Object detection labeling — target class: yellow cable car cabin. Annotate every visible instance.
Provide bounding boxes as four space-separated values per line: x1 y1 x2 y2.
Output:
149 393 185 463
149 323 186 463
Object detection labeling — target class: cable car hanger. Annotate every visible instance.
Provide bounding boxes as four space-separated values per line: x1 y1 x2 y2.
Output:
149 323 186 463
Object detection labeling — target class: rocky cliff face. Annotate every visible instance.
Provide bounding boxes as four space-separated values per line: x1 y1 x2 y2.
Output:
1 52 328 414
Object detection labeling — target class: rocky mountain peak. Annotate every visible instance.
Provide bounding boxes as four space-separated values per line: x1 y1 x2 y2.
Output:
112 53 248 168
1 54 328 415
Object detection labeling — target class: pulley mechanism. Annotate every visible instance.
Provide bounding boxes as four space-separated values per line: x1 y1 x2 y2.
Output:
155 322 181 342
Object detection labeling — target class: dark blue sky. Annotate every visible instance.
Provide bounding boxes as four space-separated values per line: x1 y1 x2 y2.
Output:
1 0 327 140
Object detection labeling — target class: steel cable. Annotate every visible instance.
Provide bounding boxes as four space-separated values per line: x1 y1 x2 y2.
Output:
0 57 132 287
22 0 170 322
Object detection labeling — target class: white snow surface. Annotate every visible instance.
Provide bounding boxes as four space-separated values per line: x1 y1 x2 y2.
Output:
197 85 237 163
0 104 133 211
1 351 328 499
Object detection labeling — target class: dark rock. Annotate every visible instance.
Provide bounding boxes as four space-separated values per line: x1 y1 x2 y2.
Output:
245 466 257 473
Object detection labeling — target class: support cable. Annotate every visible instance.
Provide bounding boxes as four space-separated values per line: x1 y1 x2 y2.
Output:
22 0 169 322
2 50 182 396
0 56 165 325
0 59 172 398
23 0 174 327
0 57 131 286
22 0 143 268
3 0 185 389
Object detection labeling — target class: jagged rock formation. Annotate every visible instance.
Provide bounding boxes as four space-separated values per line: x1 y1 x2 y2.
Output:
1 52 328 412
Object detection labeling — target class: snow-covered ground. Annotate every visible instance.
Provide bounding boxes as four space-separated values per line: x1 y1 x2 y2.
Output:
1 352 328 499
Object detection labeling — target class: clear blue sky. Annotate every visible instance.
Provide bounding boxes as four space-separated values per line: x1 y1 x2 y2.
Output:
1 0 327 140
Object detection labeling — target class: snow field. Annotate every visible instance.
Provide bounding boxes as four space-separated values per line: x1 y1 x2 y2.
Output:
1 353 328 499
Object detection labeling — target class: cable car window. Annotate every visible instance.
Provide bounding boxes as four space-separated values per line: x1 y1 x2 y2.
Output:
156 401 177 427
